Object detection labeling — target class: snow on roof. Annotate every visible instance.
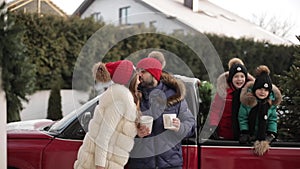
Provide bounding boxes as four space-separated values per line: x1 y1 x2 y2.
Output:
141 0 292 45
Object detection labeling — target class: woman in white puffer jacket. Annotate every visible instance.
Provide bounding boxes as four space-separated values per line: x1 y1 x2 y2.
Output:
74 60 140 169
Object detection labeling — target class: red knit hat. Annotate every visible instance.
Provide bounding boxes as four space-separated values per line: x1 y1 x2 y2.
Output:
136 58 162 81
92 60 134 85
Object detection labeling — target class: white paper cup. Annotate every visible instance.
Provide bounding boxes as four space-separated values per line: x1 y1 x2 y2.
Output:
140 115 153 133
163 114 176 129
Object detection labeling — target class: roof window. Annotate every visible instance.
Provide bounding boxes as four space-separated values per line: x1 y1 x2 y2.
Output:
199 10 217 18
220 14 236 21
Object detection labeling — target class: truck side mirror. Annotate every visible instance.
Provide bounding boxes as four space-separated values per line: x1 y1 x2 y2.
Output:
80 111 92 132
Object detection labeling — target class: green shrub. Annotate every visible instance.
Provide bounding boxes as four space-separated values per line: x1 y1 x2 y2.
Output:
198 81 214 126
47 82 63 121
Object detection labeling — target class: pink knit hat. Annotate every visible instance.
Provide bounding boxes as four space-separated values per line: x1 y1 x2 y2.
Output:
93 60 134 85
136 58 162 81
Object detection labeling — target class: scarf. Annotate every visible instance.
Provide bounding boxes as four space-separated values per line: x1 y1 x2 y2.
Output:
248 100 270 140
231 89 241 139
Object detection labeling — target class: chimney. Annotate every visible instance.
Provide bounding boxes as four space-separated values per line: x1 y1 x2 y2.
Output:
184 0 199 12
37 0 41 14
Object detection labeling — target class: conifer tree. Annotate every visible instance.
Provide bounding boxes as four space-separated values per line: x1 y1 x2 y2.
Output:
276 45 300 141
0 2 35 122
47 80 63 121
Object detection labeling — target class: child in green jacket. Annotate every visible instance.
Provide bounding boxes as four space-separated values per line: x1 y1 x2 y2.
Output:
238 65 282 156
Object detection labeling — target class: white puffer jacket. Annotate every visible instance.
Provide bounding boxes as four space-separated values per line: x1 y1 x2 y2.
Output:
74 84 138 169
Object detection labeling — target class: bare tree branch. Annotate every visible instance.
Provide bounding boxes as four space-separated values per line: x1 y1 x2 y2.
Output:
251 13 295 38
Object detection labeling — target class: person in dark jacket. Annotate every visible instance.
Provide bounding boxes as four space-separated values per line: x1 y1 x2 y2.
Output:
127 58 195 169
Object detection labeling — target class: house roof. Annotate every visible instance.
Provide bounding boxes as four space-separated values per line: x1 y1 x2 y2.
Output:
141 0 291 45
73 0 94 16
73 0 292 45
8 0 68 17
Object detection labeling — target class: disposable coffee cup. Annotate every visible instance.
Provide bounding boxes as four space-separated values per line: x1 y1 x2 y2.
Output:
163 114 176 129
140 115 153 133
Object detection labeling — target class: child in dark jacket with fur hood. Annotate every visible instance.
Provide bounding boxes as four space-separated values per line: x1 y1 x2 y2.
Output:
238 65 282 156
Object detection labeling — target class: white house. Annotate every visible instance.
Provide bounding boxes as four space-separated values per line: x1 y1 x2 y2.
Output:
73 0 292 45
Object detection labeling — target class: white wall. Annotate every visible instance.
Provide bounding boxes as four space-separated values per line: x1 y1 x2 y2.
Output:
0 68 7 169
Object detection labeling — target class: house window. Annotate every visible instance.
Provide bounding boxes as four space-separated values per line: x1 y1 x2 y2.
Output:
119 6 130 25
173 29 184 34
149 20 157 27
91 12 101 22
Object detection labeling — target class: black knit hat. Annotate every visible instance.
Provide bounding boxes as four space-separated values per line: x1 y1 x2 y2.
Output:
227 63 248 85
252 65 272 93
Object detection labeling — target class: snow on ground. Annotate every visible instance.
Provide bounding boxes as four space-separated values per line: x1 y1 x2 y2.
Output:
20 90 89 121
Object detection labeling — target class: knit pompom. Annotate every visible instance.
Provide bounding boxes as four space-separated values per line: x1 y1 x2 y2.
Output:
228 58 244 69
253 140 270 156
255 65 270 76
92 62 111 83
148 51 166 69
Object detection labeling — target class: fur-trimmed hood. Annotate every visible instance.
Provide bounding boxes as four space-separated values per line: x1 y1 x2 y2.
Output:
216 71 255 98
160 71 186 106
240 81 282 108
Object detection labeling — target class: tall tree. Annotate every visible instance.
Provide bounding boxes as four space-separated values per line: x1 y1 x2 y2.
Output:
0 2 36 122
13 13 103 90
47 79 63 121
276 45 300 141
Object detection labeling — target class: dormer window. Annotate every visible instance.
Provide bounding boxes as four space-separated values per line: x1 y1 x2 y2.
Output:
119 6 130 25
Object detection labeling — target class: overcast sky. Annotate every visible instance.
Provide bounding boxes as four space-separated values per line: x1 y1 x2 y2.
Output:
208 0 300 44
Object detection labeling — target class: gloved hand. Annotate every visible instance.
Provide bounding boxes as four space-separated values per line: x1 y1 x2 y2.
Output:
239 130 250 144
253 140 270 156
265 132 277 143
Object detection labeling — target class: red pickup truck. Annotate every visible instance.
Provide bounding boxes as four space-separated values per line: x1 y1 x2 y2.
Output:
7 76 300 169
